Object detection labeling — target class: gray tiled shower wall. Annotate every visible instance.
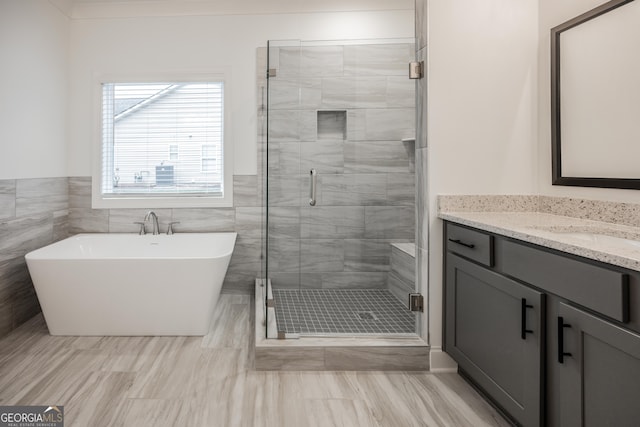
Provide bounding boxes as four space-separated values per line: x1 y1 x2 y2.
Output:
265 43 416 290
0 178 69 337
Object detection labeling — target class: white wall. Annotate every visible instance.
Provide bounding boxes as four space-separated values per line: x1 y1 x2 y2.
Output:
68 10 414 177
538 0 640 204
427 0 539 364
0 0 69 180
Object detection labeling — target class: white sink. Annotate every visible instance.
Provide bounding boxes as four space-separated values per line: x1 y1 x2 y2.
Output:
554 232 640 250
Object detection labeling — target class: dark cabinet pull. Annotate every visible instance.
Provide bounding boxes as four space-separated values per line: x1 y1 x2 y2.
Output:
448 238 475 249
521 298 534 340
558 316 572 364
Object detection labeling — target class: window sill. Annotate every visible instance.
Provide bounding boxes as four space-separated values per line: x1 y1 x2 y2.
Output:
91 194 233 209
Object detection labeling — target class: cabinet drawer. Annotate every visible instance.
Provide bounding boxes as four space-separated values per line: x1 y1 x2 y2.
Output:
446 223 493 267
500 240 629 322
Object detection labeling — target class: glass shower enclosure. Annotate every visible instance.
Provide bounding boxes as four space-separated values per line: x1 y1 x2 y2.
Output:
263 39 419 338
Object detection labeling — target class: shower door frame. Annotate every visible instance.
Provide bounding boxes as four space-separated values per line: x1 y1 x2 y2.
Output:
264 38 421 339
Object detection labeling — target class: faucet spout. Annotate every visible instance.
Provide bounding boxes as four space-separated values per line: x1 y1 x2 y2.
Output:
144 211 160 235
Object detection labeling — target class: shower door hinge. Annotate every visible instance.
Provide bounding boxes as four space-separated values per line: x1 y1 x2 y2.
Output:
409 293 424 312
267 68 277 78
409 61 424 79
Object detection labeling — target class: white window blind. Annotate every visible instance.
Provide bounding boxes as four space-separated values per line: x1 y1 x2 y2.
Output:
101 82 224 198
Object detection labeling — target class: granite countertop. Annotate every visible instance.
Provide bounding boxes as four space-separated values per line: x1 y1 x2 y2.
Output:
439 210 640 272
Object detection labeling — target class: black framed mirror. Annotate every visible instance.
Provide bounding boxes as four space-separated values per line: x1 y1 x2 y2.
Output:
551 0 640 190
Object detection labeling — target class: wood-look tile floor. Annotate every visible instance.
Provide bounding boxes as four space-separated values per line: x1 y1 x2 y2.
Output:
0 294 510 427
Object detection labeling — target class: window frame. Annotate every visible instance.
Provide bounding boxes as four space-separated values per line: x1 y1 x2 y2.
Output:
92 71 234 209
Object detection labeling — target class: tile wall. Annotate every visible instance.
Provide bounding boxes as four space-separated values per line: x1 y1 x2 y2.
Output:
388 243 416 303
0 178 69 337
264 42 416 290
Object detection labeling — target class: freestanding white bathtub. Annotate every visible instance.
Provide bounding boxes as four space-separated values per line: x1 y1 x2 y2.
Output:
25 232 237 336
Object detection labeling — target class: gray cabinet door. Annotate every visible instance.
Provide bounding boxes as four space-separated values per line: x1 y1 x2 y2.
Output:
557 302 640 427
445 254 543 426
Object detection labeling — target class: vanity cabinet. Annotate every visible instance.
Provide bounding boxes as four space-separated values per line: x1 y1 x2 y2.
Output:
445 254 543 426
554 302 640 427
443 221 640 427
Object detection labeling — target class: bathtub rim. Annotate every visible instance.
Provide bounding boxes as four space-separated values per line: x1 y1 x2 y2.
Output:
25 232 238 261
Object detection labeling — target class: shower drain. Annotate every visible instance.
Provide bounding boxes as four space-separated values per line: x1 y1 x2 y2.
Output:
356 311 378 321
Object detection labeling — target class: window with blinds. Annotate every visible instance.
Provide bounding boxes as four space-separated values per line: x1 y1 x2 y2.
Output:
99 81 226 204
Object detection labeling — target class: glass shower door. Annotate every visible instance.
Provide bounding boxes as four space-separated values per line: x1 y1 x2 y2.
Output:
267 39 420 338
266 39 304 337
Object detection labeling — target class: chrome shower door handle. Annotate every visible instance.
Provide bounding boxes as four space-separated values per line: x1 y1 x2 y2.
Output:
309 169 317 206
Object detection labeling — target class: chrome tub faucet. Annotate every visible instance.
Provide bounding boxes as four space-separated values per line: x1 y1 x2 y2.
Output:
144 211 160 235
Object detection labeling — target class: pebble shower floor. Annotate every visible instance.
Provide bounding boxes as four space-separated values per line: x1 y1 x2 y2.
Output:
272 289 416 335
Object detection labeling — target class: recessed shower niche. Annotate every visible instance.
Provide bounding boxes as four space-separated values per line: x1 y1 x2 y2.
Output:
317 110 346 140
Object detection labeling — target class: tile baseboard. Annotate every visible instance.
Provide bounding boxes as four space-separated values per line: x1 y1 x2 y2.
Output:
255 344 429 371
